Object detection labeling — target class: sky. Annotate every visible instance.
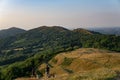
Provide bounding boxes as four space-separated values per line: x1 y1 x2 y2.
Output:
0 0 120 30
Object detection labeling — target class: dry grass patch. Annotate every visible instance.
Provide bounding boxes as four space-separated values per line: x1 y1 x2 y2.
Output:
38 48 120 80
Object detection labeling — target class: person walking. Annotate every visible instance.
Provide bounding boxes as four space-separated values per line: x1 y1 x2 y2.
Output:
45 64 50 78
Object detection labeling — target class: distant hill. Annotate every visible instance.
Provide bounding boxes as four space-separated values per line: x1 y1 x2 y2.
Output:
29 26 69 32
88 27 120 35
73 28 100 35
0 27 26 39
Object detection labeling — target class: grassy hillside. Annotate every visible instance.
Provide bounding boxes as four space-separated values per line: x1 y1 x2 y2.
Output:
0 26 119 80
37 48 120 80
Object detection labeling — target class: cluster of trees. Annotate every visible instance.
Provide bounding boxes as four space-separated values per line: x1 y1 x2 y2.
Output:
0 46 71 80
80 34 120 51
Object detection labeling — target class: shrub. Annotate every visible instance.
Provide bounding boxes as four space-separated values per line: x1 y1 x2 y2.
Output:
51 58 58 64
61 57 74 66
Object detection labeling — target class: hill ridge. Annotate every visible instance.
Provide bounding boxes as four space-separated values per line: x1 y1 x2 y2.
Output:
0 27 26 39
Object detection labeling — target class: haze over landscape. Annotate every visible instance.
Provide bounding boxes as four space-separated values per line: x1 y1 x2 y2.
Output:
0 0 120 30
0 0 120 80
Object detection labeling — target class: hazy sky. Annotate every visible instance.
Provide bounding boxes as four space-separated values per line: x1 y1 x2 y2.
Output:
0 0 120 30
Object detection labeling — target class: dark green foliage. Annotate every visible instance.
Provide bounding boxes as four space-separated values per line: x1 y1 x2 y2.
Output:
36 70 43 78
62 57 74 66
1 53 43 80
0 48 62 80
0 27 26 39
0 26 119 80
51 58 58 64
62 68 73 74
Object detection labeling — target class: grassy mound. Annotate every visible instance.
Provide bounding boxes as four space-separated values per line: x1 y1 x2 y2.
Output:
39 48 120 80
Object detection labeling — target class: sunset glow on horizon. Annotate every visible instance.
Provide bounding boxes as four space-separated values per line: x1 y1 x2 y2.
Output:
0 0 120 30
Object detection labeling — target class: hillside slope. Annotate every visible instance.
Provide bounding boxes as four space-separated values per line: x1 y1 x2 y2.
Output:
73 28 100 35
38 48 120 80
0 26 119 80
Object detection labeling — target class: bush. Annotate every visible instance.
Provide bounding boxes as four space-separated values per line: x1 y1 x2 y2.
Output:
61 57 74 66
51 58 58 64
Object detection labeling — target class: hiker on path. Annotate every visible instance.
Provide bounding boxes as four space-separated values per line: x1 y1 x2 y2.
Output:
46 64 50 78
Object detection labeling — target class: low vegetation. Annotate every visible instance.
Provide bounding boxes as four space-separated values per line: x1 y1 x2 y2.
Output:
0 26 119 80
39 48 120 80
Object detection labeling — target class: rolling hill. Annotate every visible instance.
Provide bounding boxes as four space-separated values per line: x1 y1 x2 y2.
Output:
0 27 26 39
0 26 119 80
39 48 120 80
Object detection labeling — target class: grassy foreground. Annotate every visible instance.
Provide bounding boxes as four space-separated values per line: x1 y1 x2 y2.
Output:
17 48 120 80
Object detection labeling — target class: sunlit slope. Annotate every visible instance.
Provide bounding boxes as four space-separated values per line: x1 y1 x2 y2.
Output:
39 48 120 80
